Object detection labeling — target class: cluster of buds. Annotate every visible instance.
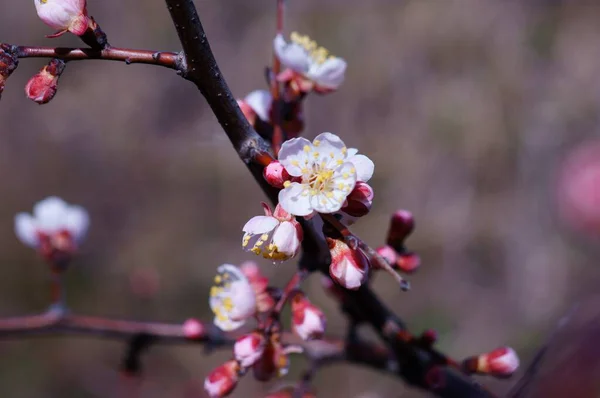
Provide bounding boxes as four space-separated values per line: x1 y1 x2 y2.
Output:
0 44 18 100
462 347 520 378
376 210 421 273
25 58 66 104
15 196 89 268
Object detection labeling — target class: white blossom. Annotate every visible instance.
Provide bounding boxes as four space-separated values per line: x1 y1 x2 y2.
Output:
277 132 373 217
273 33 347 91
15 196 89 248
242 203 302 262
34 0 89 36
209 264 256 332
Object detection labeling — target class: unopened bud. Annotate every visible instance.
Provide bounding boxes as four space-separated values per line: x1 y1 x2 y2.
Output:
376 245 398 264
396 252 421 273
182 318 204 340
25 59 66 104
463 347 519 378
234 332 266 368
291 293 326 341
342 182 374 217
0 44 18 99
327 238 369 290
264 161 291 189
419 329 438 347
204 360 240 398
386 210 415 250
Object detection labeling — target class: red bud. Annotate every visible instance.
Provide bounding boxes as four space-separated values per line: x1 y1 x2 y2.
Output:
25 59 66 104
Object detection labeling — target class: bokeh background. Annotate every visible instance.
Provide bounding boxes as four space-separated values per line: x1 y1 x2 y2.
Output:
1 0 600 397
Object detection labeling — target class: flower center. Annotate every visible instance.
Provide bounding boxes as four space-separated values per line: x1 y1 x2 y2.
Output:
290 32 332 65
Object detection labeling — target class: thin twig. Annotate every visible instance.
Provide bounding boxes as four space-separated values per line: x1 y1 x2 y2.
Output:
13 45 181 70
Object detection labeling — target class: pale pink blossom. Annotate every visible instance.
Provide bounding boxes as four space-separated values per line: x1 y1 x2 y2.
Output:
34 0 90 37
242 203 303 262
234 332 266 368
273 32 346 93
291 294 326 341
327 238 369 290
15 196 89 261
204 360 240 398
278 133 375 216
209 264 257 331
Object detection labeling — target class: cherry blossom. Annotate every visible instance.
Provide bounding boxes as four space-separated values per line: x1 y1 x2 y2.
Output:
242 203 303 262
209 264 257 331
291 294 326 341
34 0 90 37
15 196 89 256
273 32 346 93
277 132 374 217
328 238 369 290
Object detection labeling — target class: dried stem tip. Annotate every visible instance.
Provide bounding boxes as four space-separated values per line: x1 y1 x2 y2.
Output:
0 44 19 97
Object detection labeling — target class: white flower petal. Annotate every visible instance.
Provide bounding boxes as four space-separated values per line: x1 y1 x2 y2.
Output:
273 34 311 74
278 137 313 176
347 154 374 183
310 192 345 214
64 205 89 242
14 213 39 247
242 215 279 235
278 182 313 217
33 196 69 233
271 221 300 257
308 57 347 89
347 148 359 157
244 90 272 122
312 132 348 169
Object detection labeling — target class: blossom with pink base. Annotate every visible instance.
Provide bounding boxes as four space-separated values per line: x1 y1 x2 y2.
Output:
327 238 369 290
242 203 303 262
291 293 326 341
15 196 89 263
34 0 90 37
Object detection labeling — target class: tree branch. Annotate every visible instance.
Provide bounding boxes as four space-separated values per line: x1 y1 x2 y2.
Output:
163 1 498 397
9 45 182 69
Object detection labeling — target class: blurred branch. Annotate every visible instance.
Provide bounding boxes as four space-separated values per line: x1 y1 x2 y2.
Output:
12 45 182 70
0 312 225 344
163 1 498 397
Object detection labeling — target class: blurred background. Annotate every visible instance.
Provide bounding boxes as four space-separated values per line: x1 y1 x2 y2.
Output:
1 0 600 396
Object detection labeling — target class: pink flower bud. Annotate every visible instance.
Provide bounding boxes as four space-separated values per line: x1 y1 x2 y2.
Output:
182 318 204 340
327 238 369 290
291 294 326 341
376 245 398 264
204 360 240 398
0 44 18 99
234 332 266 368
341 182 374 217
25 59 65 104
240 261 275 313
35 0 90 37
464 347 519 378
396 252 421 273
386 210 415 249
263 161 291 189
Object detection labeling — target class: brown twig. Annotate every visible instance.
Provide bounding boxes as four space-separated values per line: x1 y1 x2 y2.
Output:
13 45 181 70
